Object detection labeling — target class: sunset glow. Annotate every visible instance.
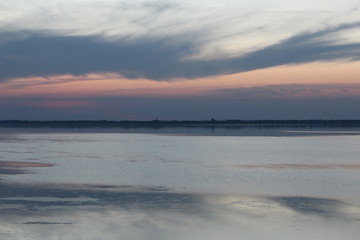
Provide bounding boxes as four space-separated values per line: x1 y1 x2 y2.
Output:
1 0 360 120
1 61 360 99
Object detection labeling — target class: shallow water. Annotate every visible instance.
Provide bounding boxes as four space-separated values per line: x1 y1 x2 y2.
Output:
0 127 360 239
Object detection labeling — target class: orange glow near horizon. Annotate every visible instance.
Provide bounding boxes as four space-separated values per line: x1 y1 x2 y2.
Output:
1 61 360 99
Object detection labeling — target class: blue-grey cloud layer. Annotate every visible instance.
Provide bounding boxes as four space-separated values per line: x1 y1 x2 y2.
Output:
1 22 360 81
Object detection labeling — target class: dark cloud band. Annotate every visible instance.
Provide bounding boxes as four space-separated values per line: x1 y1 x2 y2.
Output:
1 22 360 81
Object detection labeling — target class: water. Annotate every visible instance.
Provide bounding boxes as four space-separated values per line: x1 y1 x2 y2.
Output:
1 127 360 239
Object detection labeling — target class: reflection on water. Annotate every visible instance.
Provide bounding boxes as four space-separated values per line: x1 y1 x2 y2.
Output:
232 163 360 170
2 124 360 136
0 182 359 240
1 128 360 239
0 161 54 175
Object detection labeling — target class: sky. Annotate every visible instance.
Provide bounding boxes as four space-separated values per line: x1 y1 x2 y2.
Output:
0 0 360 120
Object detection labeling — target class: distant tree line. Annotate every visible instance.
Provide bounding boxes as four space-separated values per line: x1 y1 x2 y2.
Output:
1 119 360 128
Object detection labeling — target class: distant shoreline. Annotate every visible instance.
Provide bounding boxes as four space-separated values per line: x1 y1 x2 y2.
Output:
1 120 360 128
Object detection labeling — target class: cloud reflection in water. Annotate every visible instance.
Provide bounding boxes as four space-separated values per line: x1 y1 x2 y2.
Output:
0 161 55 176
0 182 359 240
232 163 360 170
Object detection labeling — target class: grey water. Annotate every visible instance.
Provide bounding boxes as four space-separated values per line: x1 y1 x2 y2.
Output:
0 127 360 239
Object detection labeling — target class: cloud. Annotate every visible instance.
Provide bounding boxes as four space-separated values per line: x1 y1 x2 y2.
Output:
1 21 360 81
213 83 360 99
0 31 194 81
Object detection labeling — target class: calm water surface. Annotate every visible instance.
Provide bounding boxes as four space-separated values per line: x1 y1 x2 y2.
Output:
0 127 359 239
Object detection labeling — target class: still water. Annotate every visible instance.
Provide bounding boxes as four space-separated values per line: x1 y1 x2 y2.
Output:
0 127 360 239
